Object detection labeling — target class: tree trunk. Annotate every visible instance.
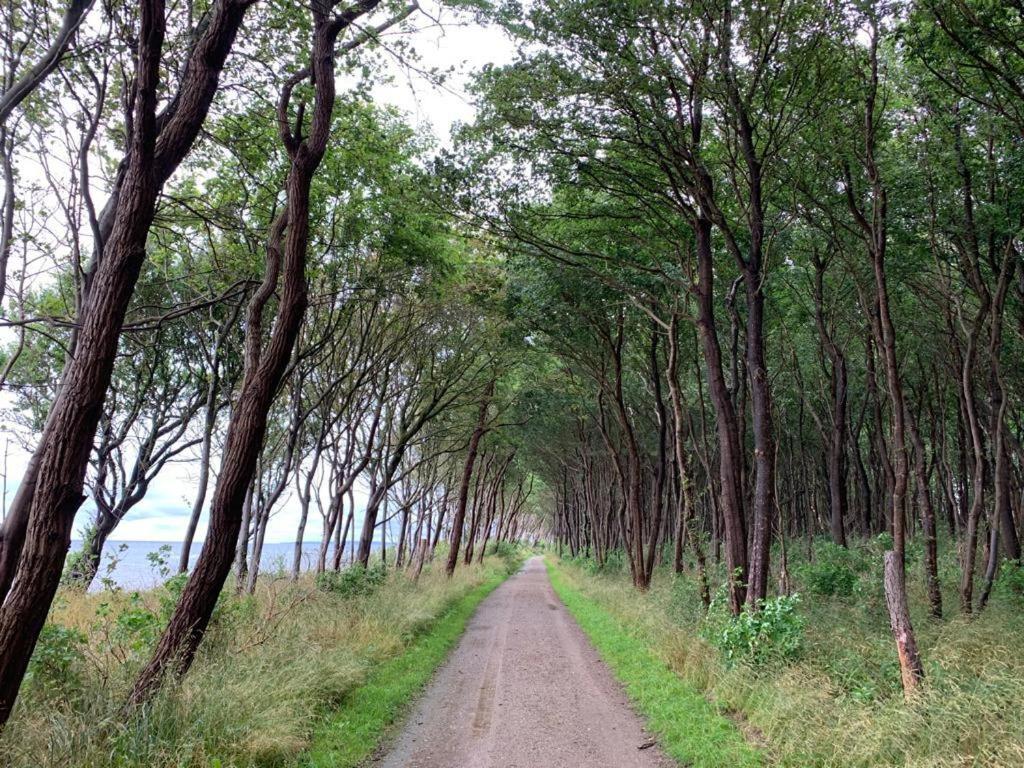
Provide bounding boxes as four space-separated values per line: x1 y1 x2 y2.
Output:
0 0 256 725
127 0 385 706
446 378 494 576
883 551 924 698
693 215 748 612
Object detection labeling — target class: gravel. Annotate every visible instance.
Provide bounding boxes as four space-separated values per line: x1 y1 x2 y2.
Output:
373 557 673 768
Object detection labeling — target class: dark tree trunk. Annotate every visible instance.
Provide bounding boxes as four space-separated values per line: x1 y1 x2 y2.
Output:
694 215 748 613
0 0 255 725
446 378 494 576
127 0 400 706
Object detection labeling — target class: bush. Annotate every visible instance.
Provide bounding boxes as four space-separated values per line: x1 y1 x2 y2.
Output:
996 560 1024 598
93 592 161 660
797 541 863 597
25 623 86 696
316 563 388 598
158 573 190 622
562 549 625 575
490 541 525 574
702 592 805 667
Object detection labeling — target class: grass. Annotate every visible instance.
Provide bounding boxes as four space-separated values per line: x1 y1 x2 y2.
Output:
547 559 762 768
1 547 524 768
301 566 508 767
552 538 1024 767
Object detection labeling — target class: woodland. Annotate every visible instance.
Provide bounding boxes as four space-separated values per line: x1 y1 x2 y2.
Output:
0 0 1022 765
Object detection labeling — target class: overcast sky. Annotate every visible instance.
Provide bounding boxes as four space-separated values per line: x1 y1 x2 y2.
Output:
0 4 517 544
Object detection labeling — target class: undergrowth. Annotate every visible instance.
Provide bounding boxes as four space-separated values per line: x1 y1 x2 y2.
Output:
2 548 523 767
551 537 1024 767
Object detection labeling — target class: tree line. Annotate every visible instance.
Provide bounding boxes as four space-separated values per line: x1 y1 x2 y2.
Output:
453 0 1023 698
0 0 540 728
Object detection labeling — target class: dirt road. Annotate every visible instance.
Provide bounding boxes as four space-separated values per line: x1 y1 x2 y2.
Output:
374 557 672 768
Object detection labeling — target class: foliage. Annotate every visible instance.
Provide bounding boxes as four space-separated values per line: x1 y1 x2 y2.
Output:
995 560 1024 599
315 563 389 598
488 541 527 574
25 624 87 698
157 574 190 623
560 549 627 576
702 592 805 668
92 592 162 661
795 542 866 597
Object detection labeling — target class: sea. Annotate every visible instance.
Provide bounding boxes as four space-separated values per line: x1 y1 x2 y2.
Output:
70 540 368 591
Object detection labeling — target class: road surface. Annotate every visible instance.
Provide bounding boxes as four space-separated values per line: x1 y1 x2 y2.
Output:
374 557 672 768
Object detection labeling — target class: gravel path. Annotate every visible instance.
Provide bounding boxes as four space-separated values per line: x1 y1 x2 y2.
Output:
373 556 673 768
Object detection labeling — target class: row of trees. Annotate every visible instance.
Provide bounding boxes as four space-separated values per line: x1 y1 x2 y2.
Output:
0 0 539 728
454 0 1023 697
0 0 1020 731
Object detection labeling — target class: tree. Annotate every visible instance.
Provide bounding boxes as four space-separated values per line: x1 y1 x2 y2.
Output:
0 0 256 725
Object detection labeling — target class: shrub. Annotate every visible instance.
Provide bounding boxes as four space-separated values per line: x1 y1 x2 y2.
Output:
316 563 388 598
797 541 862 597
996 560 1024 598
158 573 190 622
702 593 805 667
491 541 525 573
562 549 626 575
25 623 87 696
93 592 161 660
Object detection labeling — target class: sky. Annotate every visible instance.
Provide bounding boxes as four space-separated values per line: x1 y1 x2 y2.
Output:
0 2 517 545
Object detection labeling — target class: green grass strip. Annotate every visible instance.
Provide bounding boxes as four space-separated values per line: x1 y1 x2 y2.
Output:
546 560 762 768
300 570 510 768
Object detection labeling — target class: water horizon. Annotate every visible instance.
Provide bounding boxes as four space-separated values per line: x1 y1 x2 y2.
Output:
69 538 378 591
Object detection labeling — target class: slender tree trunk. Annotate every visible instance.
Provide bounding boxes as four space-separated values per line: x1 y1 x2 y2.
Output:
694 215 747 612
446 378 494 576
180 314 235 574
127 0 391 705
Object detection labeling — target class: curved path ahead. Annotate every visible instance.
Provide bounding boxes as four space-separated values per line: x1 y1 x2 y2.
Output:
374 557 672 768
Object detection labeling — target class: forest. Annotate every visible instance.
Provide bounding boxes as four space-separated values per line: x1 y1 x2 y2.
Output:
0 0 1022 765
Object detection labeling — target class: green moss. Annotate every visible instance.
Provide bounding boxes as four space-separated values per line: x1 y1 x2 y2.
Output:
546 560 761 768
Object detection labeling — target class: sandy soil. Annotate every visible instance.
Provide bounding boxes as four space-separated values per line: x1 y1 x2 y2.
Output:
373 557 673 768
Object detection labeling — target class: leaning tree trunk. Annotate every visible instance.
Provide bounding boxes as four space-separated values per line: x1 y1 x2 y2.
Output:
883 551 924 698
127 0 401 706
179 312 235 574
446 378 494 576
0 0 255 726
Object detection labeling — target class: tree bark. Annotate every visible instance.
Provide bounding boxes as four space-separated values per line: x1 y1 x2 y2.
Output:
127 0 399 706
0 0 256 725
446 378 494 576
883 551 924 698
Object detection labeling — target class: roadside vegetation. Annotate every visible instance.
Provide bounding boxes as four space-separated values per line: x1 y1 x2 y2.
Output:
548 560 761 768
551 542 1024 767
3 549 523 768
0 0 1022 763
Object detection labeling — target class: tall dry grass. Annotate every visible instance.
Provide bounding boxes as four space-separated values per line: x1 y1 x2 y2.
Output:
1 554 510 768
554 540 1024 767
